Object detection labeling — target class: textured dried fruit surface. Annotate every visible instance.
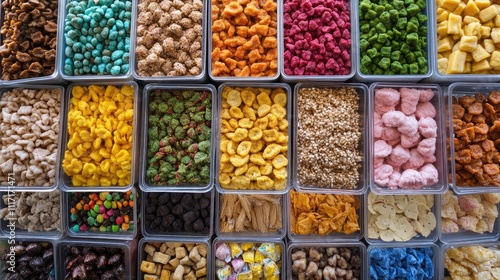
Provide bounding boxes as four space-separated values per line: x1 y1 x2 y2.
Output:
1 241 55 279
64 245 125 279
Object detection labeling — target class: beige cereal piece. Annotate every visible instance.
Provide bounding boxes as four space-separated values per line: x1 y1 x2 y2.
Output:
145 244 156 256
141 261 157 274
144 274 159 280
152 252 171 264
160 270 171 280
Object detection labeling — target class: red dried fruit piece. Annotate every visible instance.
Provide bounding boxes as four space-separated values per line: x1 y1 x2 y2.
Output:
488 91 500 104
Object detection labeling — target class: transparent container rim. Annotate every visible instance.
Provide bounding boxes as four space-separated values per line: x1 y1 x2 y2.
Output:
286 190 364 241
279 0 356 82
138 84 216 193
63 188 138 240
58 0 136 81
0 84 65 192
129 0 208 82
353 0 433 82
59 81 139 192
215 191 286 239
207 0 282 82
215 82 293 195
292 82 369 195
447 82 500 194
141 189 214 239
368 82 448 195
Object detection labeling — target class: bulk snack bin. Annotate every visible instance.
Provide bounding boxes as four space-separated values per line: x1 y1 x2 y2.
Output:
58 0 136 81
131 0 208 82
59 81 140 192
57 237 137 279
280 0 356 82
64 188 137 240
138 238 211 280
142 189 214 239
447 82 500 194
0 190 63 240
287 190 364 241
0 84 65 192
354 0 434 82
287 241 367 280
441 241 500 279
215 83 292 195
0 0 64 84
0 237 57 279
369 83 447 195
139 84 216 193
293 82 368 195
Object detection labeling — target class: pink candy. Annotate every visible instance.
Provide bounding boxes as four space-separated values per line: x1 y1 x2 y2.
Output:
373 87 439 190
283 0 351 76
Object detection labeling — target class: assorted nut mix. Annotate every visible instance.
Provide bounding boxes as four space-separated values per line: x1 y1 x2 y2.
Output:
0 88 60 187
140 242 208 280
136 0 203 77
219 86 289 191
441 191 500 234
146 89 211 186
1 241 55 280
144 192 211 235
0 0 58 80
211 0 278 77
290 189 360 235
297 87 362 189
219 193 282 233
62 85 135 187
0 191 60 232
452 91 500 187
64 245 125 279
291 247 361 280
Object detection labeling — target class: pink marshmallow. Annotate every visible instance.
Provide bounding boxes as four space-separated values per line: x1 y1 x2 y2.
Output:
381 127 401 142
374 157 384 168
401 133 421 149
387 138 401 146
400 87 420 115
415 101 437 119
423 154 436 164
373 112 383 139
417 138 436 157
388 171 401 190
382 111 406 127
419 89 435 102
375 104 395 115
419 163 439 186
397 116 419 136
385 157 401 173
402 149 425 170
389 144 411 166
375 88 400 107
399 169 425 190
374 140 392 158
374 164 393 187
418 117 438 138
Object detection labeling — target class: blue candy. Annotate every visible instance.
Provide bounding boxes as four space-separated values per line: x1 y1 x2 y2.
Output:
370 247 434 280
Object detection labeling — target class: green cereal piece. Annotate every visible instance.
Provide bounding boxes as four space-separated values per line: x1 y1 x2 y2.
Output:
380 11 391 24
360 39 369 51
365 10 377 19
391 61 403 72
407 4 420 16
406 52 416 63
401 43 411 54
419 26 428 34
417 57 427 67
405 0 415 4
367 48 378 59
401 64 409 74
360 0 372 11
407 21 418 33
389 9 399 21
409 63 419 74
398 9 407 17
361 23 370 33
391 51 401 60
378 58 391 70
406 32 418 44
380 47 391 57
361 55 372 66
374 68 384 75
417 13 427 23
377 33 389 43
393 0 405 9
386 30 394 39
416 0 426 9
375 22 387 33
396 18 407 29
368 34 378 44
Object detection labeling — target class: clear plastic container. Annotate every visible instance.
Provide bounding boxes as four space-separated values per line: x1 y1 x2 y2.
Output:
57 237 137 280
364 190 440 244
368 243 439 280
216 192 286 239
0 191 62 239
137 237 211 280
446 83 500 194
58 0 136 81
141 189 214 239
215 83 292 194
369 83 447 195
293 82 368 194
59 81 139 192
353 0 433 82
0 238 57 279
286 241 367 280
280 0 356 82
0 85 65 192
439 188 500 244
441 241 500 280
139 84 216 193
0 1 64 84
130 0 207 82
208 0 282 82
212 238 286 280
287 191 364 241
63 188 137 240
